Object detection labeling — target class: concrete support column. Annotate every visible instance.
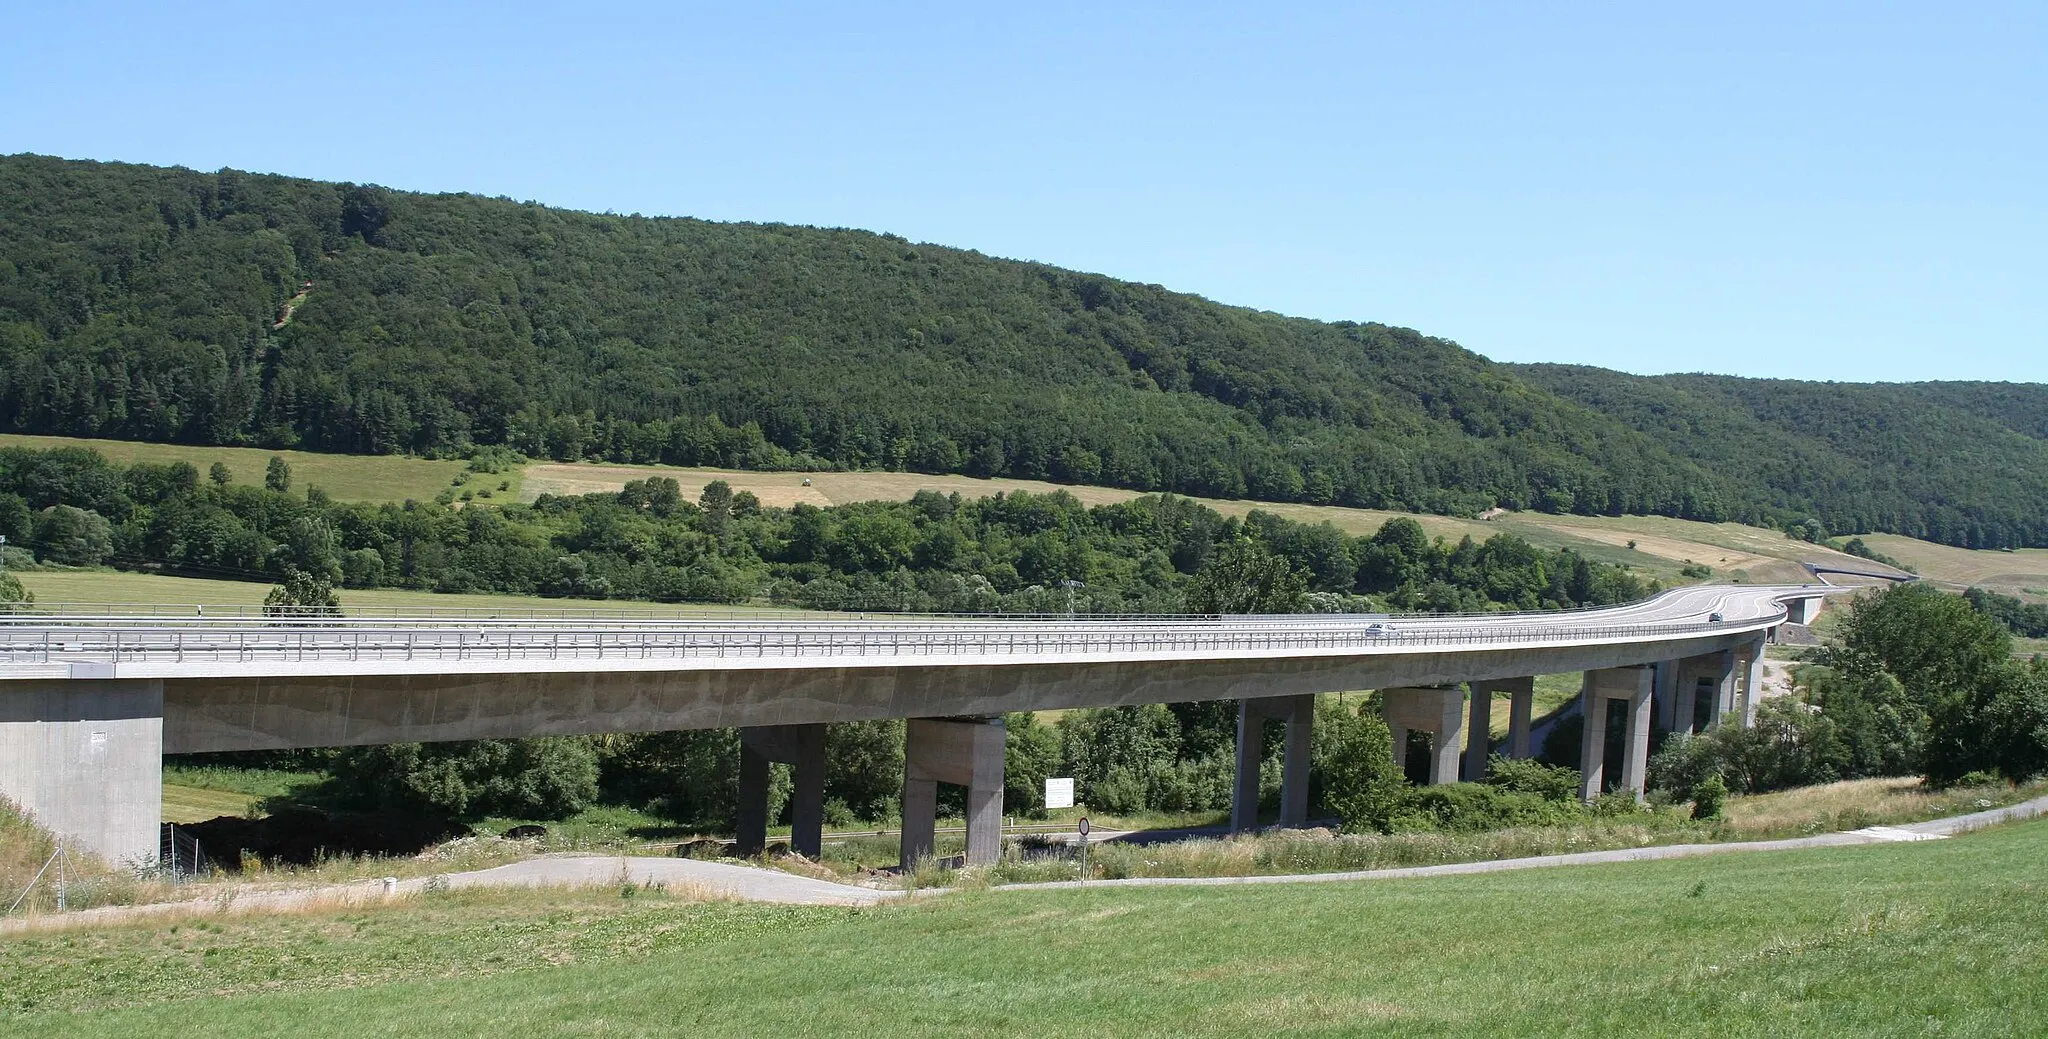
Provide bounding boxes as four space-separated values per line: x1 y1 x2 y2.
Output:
1619 679 1654 799
1382 687 1464 785
1579 666 1655 801
1388 724 1410 772
736 723 826 857
1231 695 1314 831
1577 674 1606 802
901 716 1006 867
1464 684 1491 782
1508 686 1534 759
0 679 164 868
1467 677 1535 775
1740 636 1767 728
1654 660 1679 731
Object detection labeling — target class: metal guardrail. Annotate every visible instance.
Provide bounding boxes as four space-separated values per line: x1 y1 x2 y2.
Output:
0 615 1782 667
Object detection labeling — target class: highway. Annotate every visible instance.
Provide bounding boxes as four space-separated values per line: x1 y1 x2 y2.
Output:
0 584 1823 681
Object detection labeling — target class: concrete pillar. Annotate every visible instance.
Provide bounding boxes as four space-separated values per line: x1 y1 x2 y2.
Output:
1232 695 1314 831
1464 683 1491 782
1382 687 1463 785
1579 666 1655 801
0 679 165 868
1508 686 1534 759
1577 674 1605 802
1619 678 1654 799
737 723 825 857
1741 636 1767 728
1280 697 1313 827
901 716 1005 867
1467 677 1535 773
1388 724 1410 772
1654 660 1679 731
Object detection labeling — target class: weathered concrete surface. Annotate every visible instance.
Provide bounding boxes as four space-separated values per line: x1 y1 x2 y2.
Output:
160 634 1758 753
0 679 163 867
902 717 1005 866
1579 666 1654 801
1383 686 1464 785
737 724 825 857
1232 695 1314 831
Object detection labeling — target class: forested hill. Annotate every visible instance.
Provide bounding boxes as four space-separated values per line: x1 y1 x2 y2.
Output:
1 154 2043 548
1512 366 2048 549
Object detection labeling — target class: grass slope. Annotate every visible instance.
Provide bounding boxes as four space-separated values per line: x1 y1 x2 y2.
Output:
6 818 2045 1036
13 570 797 615
0 433 463 503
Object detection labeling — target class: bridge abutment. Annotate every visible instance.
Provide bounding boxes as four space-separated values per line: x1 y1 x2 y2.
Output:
736 723 826 858
1230 695 1314 831
901 716 1005 867
0 678 163 868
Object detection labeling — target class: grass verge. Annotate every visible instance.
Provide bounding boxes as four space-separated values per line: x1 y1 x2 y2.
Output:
7 816 2047 1035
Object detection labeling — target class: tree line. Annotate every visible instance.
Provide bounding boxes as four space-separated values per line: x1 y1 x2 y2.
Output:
0 444 1656 615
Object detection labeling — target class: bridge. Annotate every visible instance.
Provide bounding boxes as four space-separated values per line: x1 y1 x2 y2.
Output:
0 584 1829 869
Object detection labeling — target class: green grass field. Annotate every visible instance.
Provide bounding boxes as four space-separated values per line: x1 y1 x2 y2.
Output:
13 570 800 616
0 433 465 504
5 817 2044 1036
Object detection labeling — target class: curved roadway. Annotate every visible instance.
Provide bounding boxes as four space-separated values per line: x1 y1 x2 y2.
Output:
0 584 1825 682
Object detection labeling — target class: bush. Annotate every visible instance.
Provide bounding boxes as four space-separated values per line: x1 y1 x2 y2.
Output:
31 504 112 565
0 570 30 607
1690 774 1727 819
1387 783 1583 833
1483 756 1580 802
1314 696 1404 832
327 737 601 820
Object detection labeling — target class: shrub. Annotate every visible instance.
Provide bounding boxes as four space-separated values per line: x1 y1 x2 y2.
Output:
328 737 601 820
1388 783 1583 833
1314 696 1403 831
1483 756 1580 802
1690 774 1727 819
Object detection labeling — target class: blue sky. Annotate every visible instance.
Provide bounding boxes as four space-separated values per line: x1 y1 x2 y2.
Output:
4 2 2043 382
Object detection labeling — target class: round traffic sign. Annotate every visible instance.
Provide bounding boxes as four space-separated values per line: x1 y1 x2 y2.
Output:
1077 816 1090 837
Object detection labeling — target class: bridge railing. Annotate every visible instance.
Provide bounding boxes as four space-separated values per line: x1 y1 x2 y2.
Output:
0 611 1785 668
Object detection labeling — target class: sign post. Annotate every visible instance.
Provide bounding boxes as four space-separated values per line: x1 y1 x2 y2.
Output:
1077 815 1090 884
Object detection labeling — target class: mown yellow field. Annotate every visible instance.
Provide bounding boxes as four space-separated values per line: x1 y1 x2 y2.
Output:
1852 533 2048 598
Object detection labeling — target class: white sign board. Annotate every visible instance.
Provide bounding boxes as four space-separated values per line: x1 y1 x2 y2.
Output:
1045 777 1075 810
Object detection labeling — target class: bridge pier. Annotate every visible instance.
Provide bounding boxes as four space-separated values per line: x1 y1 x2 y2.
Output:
1579 666 1654 801
0 678 163 868
901 716 1005 868
1664 650 1736 735
736 723 826 858
1382 687 1463 785
1463 678 1534 780
1738 636 1768 727
1231 695 1314 831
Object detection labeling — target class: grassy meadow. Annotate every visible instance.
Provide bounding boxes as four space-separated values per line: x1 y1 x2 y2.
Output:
0 434 465 504
12 570 800 616
5 817 2046 1036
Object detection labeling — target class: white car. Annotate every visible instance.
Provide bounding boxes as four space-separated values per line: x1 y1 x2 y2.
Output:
1362 622 1398 637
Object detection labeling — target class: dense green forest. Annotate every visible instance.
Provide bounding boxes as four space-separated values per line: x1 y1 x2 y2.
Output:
1515 367 2048 549
0 445 1655 613
3 153 2044 547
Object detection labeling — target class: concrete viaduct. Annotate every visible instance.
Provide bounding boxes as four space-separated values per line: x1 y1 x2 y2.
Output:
0 584 1826 869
